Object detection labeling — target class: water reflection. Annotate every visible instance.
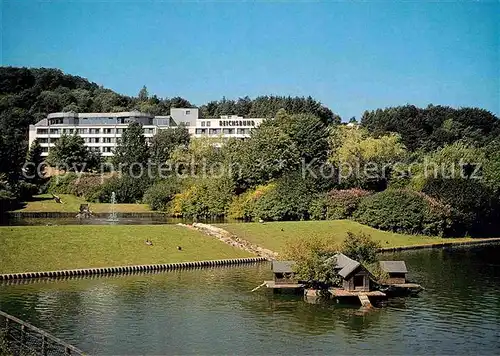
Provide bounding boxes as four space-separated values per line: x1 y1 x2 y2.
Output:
1 216 235 226
1 246 500 354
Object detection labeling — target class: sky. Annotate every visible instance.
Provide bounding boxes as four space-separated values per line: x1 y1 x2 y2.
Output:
2 0 499 120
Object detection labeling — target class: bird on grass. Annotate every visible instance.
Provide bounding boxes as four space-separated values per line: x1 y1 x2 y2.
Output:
145 239 153 246
177 246 182 251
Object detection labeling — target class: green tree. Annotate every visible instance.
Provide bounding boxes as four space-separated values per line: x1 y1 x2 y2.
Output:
361 104 499 151
138 85 149 101
24 139 46 186
47 134 98 172
143 178 180 211
283 236 341 289
235 124 300 187
329 126 407 190
354 189 452 236
253 171 316 221
340 231 380 264
150 124 190 164
113 122 150 174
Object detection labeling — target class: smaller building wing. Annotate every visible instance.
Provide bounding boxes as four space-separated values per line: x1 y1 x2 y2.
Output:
272 261 295 273
379 261 408 274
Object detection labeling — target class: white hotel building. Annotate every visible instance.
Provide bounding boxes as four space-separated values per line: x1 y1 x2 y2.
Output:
28 108 265 157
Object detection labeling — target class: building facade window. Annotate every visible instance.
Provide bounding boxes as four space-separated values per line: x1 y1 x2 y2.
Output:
37 128 48 134
103 128 113 134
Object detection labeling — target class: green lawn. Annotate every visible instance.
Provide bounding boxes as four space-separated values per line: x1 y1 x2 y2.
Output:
216 220 474 254
13 194 151 213
0 225 252 274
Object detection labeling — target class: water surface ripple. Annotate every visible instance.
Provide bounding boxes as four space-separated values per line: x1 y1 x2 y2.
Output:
1 246 500 355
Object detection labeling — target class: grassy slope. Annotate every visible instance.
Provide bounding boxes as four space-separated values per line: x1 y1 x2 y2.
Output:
217 220 473 254
0 225 252 274
13 194 151 213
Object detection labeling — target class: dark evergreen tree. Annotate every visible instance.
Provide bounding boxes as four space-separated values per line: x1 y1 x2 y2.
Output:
24 139 46 185
113 122 150 174
138 85 149 101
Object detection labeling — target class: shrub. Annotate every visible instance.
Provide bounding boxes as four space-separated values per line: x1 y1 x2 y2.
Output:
168 177 234 218
168 185 195 217
308 194 329 220
354 189 452 236
17 181 39 200
71 174 109 201
47 173 113 202
253 173 315 221
143 179 180 211
0 189 17 213
96 174 153 203
227 184 274 220
422 177 499 236
47 173 79 194
310 189 372 220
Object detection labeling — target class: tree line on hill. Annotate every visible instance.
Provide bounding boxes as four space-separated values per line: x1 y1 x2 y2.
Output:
0 67 335 187
1 66 500 238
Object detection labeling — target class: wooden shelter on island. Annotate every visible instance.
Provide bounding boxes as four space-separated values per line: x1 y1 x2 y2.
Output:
379 261 408 284
262 254 422 304
262 261 304 291
378 260 423 295
331 253 373 292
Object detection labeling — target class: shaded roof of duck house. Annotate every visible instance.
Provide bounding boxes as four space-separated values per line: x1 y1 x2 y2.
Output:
333 253 361 278
379 261 408 273
272 261 295 273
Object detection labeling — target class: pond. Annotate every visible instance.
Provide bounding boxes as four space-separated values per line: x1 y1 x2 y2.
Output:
0 216 230 226
1 245 499 355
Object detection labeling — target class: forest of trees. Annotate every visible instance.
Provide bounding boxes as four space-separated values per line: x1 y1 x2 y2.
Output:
1 66 500 238
361 105 500 151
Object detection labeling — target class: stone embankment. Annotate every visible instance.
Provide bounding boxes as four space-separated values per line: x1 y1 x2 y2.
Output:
183 223 278 260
